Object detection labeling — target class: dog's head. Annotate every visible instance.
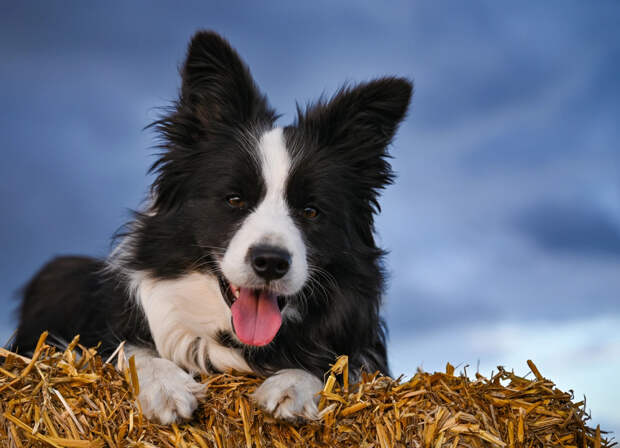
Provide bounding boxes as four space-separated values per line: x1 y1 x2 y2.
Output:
148 31 412 346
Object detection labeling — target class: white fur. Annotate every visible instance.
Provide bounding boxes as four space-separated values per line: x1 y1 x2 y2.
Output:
221 127 308 295
252 369 323 421
136 272 251 374
126 345 205 424
128 271 325 424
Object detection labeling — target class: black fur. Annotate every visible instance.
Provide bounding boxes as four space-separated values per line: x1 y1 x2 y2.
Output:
216 330 245 350
14 30 412 380
15 256 151 354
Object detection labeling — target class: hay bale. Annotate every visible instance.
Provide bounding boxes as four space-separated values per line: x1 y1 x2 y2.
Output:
0 333 613 447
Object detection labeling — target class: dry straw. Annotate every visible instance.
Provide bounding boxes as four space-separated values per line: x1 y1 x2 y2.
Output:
0 332 614 447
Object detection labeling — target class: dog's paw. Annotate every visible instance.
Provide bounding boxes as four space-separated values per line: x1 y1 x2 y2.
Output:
136 357 205 424
252 369 323 421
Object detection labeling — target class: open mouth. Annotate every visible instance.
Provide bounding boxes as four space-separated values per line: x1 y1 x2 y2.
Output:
217 276 285 347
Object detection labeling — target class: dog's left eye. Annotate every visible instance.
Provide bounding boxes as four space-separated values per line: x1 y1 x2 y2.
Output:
227 195 247 209
303 206 319 220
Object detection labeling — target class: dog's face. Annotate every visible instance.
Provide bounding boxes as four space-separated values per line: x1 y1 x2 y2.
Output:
149 31 411 347
218 127 308 297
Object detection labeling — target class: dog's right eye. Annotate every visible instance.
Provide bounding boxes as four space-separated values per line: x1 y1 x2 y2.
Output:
226 195 246 209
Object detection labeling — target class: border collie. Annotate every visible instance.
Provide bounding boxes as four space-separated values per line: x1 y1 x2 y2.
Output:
14 30 412 424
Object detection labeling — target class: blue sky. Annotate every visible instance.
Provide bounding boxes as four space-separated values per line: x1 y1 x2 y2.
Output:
1 1 619 434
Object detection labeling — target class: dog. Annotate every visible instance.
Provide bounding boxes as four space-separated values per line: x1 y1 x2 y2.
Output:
14 30 412 424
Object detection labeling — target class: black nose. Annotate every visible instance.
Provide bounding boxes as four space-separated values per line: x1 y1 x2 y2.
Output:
249 245 291 281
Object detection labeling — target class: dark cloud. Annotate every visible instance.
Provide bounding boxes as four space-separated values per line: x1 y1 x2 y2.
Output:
515 203 620 257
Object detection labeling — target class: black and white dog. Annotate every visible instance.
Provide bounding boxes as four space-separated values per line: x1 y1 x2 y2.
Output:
14 31 412 424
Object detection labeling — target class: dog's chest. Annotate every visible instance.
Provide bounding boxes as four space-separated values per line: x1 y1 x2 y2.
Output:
136 272 251 374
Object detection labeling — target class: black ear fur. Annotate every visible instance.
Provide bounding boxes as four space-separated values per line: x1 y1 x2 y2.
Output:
181 30 274 128
304 77 412 151
149 31 276 212
294 77 413 207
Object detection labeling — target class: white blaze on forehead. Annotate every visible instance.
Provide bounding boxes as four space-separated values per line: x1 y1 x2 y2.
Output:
259 127 291 200
220 127 308 295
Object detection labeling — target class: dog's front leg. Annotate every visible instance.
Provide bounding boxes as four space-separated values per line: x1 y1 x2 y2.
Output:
126 345 205 424
252 369 323 421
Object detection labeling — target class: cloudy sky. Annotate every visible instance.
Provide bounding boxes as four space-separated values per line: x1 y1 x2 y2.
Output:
1 1 619 433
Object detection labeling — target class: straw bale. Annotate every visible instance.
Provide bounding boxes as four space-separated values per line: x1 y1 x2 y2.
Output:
0 333 614 447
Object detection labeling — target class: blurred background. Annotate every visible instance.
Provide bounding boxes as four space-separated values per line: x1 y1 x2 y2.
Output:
1 0 618 434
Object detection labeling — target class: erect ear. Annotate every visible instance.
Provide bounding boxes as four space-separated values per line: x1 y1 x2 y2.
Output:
300 77 412 152
180 30 274 127
295 77 412 191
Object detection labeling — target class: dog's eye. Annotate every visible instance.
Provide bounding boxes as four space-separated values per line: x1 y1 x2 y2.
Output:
227 195 246 209
303 206 319 220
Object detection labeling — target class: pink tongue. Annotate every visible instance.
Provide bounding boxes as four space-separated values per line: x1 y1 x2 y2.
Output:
231 288 282 346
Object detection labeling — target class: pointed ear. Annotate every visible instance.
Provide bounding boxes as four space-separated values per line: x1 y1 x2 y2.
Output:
295 77 412 195
299 77 412 151
180 30 274 127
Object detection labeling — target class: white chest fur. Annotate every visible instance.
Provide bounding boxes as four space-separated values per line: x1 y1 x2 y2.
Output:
135 272 251 374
